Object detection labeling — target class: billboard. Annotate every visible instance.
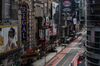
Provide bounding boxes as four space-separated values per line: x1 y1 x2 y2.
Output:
0 26 18 53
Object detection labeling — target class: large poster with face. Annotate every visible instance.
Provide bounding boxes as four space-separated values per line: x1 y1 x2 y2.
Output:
0 26 18 53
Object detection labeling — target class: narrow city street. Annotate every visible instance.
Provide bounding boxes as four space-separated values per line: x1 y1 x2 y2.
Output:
1 0 100 66
33 30 86 66
0 0 88 66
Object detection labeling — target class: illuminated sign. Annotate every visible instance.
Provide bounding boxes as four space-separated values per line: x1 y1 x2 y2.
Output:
63 0 71 7
0 26 18 52
21 5 28 42
0 35 4 46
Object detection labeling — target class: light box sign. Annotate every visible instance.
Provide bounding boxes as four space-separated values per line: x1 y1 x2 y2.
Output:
20 4 29 43
0 26 18 53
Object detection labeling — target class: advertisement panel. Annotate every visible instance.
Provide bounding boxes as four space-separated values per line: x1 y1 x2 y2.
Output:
0 26 18 53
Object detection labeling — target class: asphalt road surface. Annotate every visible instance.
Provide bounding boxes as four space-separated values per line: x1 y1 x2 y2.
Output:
46 32 86 66
56 49 80 66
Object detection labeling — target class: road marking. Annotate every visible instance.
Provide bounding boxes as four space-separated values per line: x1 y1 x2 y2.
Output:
46 35 83 66
52 48 71 66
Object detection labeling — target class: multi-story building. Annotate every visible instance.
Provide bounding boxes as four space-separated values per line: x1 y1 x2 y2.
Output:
0 0 36 50
86 0 100 66
0 0 21 66
0 0 19 51
0 0 36 66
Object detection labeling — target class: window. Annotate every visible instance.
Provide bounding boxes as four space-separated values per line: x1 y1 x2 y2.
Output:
0 28 2 31
95 31 100 36
10 0 18 20
87 56 99 64
95 38 100 42
87 31 91 35
87 31 91 41
0 0 2 20
95 31 100 48
95 31 100 42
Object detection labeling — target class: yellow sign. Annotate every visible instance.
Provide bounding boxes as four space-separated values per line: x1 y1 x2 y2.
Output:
0 25 17 28
0 36 4 46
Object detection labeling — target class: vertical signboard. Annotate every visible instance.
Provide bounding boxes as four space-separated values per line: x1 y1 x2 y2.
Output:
20 4 29 44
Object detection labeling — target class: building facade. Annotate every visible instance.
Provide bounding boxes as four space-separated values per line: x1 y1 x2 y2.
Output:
86 0 100 66
18 0 35 49
0 0 36 66
33 0 58 53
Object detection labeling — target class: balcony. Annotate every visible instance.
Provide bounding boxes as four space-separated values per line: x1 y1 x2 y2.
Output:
86 41 100 55
87 41 100 48
86 55 100 64
86 45 100 55
86 57 100 66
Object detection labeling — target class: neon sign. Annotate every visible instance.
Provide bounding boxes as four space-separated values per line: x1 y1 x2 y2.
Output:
21 5 28 42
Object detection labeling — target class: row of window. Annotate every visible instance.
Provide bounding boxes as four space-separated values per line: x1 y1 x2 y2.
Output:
86 45 100 54
87 0 100 25
87 16 100 20
86 55 99 64
86 55 100 66
87 0 100 4
87 31 100 42
0 0 18 20
0 0 2 20
87 62 99 66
